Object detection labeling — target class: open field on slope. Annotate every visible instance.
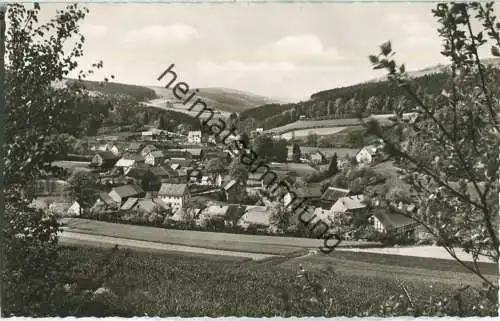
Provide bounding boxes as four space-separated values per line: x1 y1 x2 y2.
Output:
61 218 378 256
57 245 498 317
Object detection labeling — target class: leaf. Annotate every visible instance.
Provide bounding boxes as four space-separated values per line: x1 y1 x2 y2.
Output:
368 55 379 64
491 45 500 57
380 41 392 56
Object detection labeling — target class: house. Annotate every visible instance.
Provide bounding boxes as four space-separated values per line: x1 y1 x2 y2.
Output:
109 144 120 156
158 183 190 212
224 204 247 227
200 205 229 224
310 151 327 165
130 198 171 215
126 142 144 153
330 195 367 220
283 184 323 208
370 212 419 236
320 186 351 207
142 131 154 141
187 131 202 144
91 151 119 168
125 167 162 192
115 158 136 173
120 197 139 211
246 173 264 194
108 184 145 205
145 150 166 166
150 166 178 181
66 201 82 217
238 206 271 230
355 145 379 165
140 145 159 157
48 202 73 216
91 192 119 212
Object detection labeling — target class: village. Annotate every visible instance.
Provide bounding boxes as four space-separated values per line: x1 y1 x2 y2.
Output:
28 123 425 244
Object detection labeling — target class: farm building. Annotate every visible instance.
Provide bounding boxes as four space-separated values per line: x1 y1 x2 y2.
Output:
91 192 119 213
238 206 272 230
330 195 367 221
109 184 145 205
355 145 379 165
91 151 119 168
158 183 190 212
140 144 159 157
145 150 166 166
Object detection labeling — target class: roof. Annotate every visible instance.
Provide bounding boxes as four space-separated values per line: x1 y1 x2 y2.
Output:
150 166 176 178
335 195 366 211
373 212 417 230
203 205 229 217
136 198 157 213
96 151 118 160
98 192 116 205
116 158 136 168
153 198 171 211
158 183 188 197
321 186 351 202
121 197 139 210
148 150 165 158
111 184 144 198
127 142 143 151
223 179 238 191
240 206 270 226
142 145 158 153
125 167 149 179
121 153 145 162
225 204 246 222
294 184 323 198
169 148 202 157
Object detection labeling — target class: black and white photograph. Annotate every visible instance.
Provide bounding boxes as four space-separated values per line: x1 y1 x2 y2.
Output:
1 1 499 317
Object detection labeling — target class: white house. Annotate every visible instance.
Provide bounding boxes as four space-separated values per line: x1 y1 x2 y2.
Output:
187 131 202 144
110 144 120 156
158 183 190 213
145 150 166 166
255 128 264 133
330 195 366 220
108 184 145 205
67 201 82 216
238 206 271 230
355 145 378 165
115 158 136 174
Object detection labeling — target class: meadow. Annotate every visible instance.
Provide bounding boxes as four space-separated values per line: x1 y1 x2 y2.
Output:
57 245 498 317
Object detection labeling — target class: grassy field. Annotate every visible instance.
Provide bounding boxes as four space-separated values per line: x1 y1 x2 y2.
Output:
57 245 498 317
61 218 380 256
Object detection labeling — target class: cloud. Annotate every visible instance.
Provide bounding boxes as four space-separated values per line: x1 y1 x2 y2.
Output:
80 24 107 38
256 34 342 62
123 24 199 44
385 14 437 46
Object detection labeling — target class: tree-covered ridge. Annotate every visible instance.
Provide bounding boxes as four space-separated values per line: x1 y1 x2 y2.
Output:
65 78 158 101
240 67 500 130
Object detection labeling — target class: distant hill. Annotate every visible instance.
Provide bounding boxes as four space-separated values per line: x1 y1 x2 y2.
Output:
148 86 283 114
63 78 158 101
240 58 500 130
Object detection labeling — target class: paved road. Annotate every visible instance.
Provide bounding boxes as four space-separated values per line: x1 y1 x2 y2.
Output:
60 231 275 260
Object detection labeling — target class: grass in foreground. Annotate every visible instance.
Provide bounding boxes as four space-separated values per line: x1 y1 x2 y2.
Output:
54 246 497 317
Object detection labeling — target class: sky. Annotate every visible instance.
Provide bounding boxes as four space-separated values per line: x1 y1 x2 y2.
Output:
33 2 499 101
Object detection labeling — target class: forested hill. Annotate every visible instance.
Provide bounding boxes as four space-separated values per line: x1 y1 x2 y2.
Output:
239 59 500 130
64 78 158 101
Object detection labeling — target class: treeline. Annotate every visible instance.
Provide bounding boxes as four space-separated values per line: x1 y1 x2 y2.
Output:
240 72 451 130
65 78 158 101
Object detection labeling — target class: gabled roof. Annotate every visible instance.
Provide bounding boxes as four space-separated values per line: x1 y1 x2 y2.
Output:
96 151 118 160
294 184 323 199
141 145 158 153
148 150 165 158
116 158 136 168
225 204 247 222
321 186 351 202
240 206 270 226
111 184 144 198
125 167 149 180
158 183 188 197
98 192 116 205
373 212 416 230
121 197 139 210
335 195 366 211
150 166 176 178
121 153 145 162
127 142 143 151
